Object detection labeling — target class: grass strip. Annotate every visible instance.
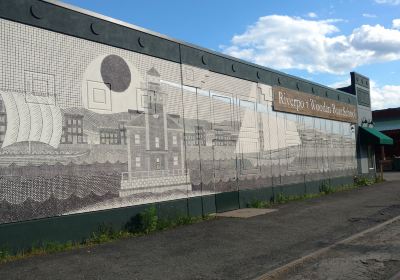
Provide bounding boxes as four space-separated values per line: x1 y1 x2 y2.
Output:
248 176 383 208
0 210 213 264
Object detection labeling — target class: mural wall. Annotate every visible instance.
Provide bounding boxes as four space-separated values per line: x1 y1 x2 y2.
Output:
0 19 357 224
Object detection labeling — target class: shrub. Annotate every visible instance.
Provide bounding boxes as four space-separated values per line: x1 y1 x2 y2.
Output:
248 200 272 208
125 206 160 234
0 248 11 262
355 177 374 187
320 182 335 194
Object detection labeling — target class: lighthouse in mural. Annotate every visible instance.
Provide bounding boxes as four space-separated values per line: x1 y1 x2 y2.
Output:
119 67 190 196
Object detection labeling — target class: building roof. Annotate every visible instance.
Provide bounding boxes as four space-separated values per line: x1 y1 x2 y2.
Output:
167 116 183 130
125 112 183 130
63 107 184 132
126 113 145 127
373 107 400 131
147 67 160 77
373 107 400 120
374 120 400 132
62 107 131 131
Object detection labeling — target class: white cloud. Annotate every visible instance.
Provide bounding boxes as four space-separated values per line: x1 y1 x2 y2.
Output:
350 24 400 54
393 19 400 29
222 15 400 74
307 12 318 18
362 13 377 18
370 81 400 110
375 0 400 5
329 78 351 89
331 79 400 110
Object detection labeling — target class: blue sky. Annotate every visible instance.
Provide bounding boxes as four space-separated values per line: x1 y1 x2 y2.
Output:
63 0 400 110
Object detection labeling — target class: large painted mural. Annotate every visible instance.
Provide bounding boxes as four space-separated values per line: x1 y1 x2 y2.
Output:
0 19 357 224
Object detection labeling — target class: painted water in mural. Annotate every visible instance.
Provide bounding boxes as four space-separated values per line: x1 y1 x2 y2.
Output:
0 19 357 224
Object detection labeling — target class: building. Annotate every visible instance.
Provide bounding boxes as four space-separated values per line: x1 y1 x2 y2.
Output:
372 108 400 170
120 67 188 196
337 72 393 175
0 0 388 232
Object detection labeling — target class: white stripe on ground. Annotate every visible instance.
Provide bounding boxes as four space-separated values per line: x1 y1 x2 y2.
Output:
255 214 400 280
389 271 400 280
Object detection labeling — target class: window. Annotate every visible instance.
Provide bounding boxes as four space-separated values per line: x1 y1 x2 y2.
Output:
155 137 160 148
25 71 55 103
173 156 178 166
368 145 375 169
172 135 177 145
61 114 85 144
119 123 127 145
156 158 161 169
135 134 140 144
0 103 6 146
0 100 5 112
135 157 141 167
100 129 120 145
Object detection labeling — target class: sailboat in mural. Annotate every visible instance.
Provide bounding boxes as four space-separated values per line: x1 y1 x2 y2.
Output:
234 98 260 168
0 91 89 166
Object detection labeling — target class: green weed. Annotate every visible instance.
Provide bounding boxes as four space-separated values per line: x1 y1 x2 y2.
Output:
320 182 335 194
248 200 272 208
248 178 381 210
354 176 377 187
0 207 212 264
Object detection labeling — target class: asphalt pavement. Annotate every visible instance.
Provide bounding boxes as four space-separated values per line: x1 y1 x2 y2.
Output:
1 174 400 280
270 217 400 280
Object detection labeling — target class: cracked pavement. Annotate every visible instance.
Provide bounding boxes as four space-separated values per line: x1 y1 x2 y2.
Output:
269 219 400 280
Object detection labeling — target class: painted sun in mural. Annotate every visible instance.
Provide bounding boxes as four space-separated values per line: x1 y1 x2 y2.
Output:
82 54 142 114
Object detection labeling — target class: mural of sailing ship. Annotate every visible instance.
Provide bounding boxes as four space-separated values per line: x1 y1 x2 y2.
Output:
0 91 89 166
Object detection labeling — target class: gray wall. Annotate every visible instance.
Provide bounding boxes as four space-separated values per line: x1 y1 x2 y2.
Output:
353 72 374 175
0 14 357 225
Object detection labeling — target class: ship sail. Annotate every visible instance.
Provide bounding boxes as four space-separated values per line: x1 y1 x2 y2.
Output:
0 91 62 149
235 101 260 154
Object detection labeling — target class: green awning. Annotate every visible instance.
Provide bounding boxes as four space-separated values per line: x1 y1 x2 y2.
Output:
360 126 394 145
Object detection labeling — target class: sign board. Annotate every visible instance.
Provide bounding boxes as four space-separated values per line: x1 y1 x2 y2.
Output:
272 86 357 123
